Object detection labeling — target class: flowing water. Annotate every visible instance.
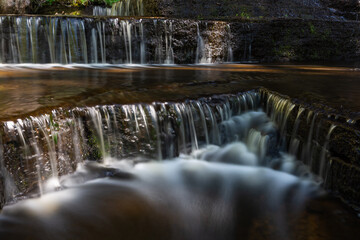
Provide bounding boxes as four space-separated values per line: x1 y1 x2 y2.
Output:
0 107 325 239
0 16 234 65
0 64 359 121
0 11 360 239
1 92 360 239
93 0 144 17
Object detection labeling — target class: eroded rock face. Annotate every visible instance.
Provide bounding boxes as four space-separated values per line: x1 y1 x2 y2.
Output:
153 0 334 18
322 0 360 12
0 174 4 210
0 0 30 14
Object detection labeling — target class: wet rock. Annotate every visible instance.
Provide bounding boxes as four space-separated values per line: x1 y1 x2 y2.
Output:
0 0 30 14
261 88 360 209
327 157 360 208
322 0 360 12
140 0 342 20
0 173 4 210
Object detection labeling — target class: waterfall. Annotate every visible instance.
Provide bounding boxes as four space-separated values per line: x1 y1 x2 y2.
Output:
289 107 305 155
195 23 208 64
164 20 174 64
0 16 236 65
0 87 324 240
1 89 344 207
121 20 133 64
301 111 318 165
0 91 260 201
93 0 144 16
139 19 145 64
226 24 234 62
265 93 296 148
319 124 337 179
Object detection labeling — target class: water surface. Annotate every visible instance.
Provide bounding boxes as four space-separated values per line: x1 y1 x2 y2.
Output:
0 64 359 121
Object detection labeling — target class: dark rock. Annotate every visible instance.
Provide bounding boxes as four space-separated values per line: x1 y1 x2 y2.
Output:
322 0 360 12
0 173 4 210
0 0 30 14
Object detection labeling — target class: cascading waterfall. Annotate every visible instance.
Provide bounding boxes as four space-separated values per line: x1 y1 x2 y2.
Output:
0 91 260 201
0 89 340 203
265 93 296 148
0 16 143 64
0 16 238 65
0 89 322 240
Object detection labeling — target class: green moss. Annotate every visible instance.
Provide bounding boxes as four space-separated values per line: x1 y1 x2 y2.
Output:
274 45 295 58
87 129 102 160
235 7 251 19
309 22 316 35
39 0 118 7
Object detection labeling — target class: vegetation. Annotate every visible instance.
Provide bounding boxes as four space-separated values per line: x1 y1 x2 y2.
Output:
30 0 121 14
32 0 121 8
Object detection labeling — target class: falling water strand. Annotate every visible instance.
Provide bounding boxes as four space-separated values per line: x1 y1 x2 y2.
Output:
289 107 305 155
93 0 144 16
139 19 145 64
89 107 107 159
164 20 174 64
319 124 337 179
303 112 317 165
226 24 233 62
195 23 207 64
148 105 163 160
266 94 296 148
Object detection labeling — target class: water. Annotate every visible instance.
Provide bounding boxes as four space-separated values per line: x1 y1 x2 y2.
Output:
93 0 144 17
0 64 359 121
1 102 360 239
0 2 359 237
0 64 359 238
0 106 322 239
0 16 239 65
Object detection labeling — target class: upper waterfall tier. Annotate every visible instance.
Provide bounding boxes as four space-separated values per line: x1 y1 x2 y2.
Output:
0 16 359 64
0 16 235 64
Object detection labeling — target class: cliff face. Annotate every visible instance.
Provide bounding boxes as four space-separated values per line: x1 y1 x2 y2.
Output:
37 0 360 20
0 0 30 14
322 0 360 12
152 0 333 19
2 0 357 21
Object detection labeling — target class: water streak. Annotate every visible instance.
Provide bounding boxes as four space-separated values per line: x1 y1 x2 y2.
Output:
93 0 144 16
319 124 336 179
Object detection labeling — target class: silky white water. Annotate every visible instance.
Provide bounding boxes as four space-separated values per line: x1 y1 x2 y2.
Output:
0 109 321 240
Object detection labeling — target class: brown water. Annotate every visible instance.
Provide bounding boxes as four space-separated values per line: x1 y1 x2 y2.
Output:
0 64 359 121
